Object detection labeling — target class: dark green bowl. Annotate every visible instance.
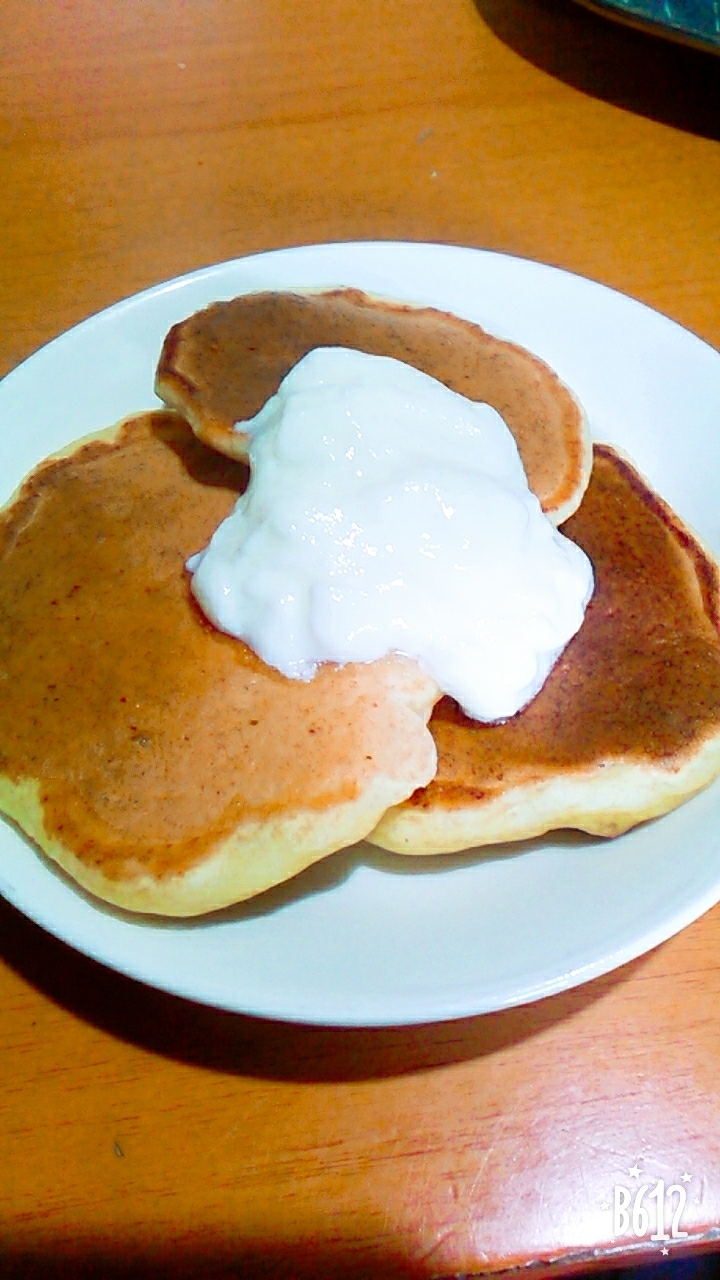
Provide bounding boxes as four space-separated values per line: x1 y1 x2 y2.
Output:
574 0 720 53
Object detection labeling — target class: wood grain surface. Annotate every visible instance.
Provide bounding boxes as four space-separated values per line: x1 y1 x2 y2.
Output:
2 1 720 1276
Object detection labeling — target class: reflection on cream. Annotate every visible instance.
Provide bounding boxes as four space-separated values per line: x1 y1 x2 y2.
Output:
188 347 593 721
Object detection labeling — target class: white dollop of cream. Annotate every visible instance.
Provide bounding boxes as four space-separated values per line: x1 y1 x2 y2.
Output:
188 347 593 722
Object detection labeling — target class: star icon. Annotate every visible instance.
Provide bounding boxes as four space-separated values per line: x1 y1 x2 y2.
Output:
661 1247 669 1256
628 1163 642 1179
600 1200 611 1211
682 1172 692 1183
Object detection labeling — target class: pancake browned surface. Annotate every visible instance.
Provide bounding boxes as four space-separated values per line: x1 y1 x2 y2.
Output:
370 446 720 854
156 288 592 525
0 412 439 916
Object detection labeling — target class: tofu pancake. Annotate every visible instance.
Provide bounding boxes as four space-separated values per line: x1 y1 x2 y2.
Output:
156 288 592 525
370 446 720 853
0 412 439 916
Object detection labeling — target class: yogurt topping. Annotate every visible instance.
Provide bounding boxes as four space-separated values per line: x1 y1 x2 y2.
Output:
188 347 594 722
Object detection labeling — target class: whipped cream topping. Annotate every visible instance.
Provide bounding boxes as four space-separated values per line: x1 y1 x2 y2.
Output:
188 347 593 721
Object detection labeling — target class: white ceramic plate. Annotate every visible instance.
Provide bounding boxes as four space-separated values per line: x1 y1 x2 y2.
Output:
2 242 720 1027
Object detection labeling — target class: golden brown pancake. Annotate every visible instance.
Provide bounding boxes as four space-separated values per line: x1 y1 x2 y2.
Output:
0 412 439 916
369 445 720 854
155 288 593 525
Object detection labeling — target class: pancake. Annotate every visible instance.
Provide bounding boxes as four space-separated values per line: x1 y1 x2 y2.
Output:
155 288 593 525
0 412 439 916
369 445 720 854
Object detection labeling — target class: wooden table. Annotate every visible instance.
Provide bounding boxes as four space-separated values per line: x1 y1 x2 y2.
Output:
2 2 720 1275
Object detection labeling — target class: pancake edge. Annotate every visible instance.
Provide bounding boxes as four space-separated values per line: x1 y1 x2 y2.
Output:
0 419 129 518
366 733 720 854
0 755 440 917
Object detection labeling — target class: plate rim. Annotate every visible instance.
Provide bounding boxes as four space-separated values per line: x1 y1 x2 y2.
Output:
5 238 720 393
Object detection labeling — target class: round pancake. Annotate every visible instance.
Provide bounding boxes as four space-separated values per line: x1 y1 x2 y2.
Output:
369 445 720 854
155 288 593 525
0 412 439 916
